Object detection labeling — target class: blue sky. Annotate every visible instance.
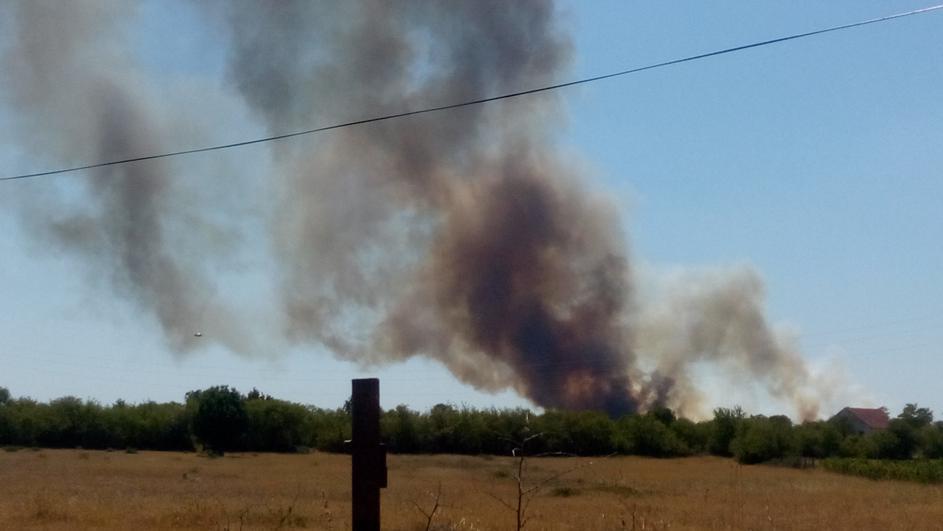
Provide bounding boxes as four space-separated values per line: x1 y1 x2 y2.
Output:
1 1 941 419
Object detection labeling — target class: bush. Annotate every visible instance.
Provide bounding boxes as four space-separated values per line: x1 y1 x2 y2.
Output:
822 458 943 484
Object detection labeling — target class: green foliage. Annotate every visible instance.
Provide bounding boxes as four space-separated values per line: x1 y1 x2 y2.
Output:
649 406 676 426
244 398 315 452
731 415 796 464
670 418 709 454
382 405 422 453
613 414 688 457
307 406 350 452
109 400 190 451
828 414 856 437
794 421 841 458
883 419 920 459
534 410 614 455
708 407 744 456
822 458 943 483
0 393 12 445
899 403 933 428
1 383 939 465
186 386 248 455
921 425 943 459
0 393 189 451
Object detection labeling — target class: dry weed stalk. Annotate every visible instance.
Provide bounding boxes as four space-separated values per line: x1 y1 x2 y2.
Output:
487 433 598 531
411 482 443 531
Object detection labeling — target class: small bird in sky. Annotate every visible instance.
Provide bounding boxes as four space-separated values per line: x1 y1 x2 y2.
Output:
193 332 203 338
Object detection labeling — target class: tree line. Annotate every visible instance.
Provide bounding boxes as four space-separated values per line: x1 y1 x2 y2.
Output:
1 385 941 463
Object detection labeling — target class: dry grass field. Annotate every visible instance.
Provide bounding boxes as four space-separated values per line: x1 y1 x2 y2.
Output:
1 449 942 530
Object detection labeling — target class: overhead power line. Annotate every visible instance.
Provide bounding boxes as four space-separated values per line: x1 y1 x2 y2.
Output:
2 3 941 183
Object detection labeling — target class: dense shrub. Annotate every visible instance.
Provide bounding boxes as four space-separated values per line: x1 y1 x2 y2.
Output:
822 458 943 483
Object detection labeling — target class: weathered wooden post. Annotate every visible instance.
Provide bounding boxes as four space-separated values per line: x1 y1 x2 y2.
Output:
350 378 387 531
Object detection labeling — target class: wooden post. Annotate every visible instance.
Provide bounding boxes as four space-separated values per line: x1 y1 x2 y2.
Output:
350 378 386 531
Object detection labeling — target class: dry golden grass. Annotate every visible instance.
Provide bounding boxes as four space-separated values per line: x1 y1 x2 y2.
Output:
1 449 942 530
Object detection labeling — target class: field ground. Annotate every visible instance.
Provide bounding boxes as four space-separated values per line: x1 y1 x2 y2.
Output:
1 450 942 530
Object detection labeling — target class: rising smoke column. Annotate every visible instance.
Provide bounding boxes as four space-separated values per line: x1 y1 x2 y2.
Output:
216 0 640 414
1 0 835 418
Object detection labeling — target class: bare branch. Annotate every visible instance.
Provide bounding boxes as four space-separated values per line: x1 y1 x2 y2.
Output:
484 490 517 513
411 482 443 531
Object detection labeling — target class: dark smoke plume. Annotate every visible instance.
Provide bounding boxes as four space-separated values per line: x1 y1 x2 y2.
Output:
1 0 838 418
216 0 638 414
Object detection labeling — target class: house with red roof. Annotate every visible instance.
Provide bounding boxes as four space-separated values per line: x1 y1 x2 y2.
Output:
829 407 890 434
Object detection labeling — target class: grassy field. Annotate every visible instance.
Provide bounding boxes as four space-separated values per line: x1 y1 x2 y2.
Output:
1 449 942 530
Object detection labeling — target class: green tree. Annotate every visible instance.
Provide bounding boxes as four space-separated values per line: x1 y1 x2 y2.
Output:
566 411 614 455
186 386 248 455
41 396 110 448
452 406 487 454
536 410 614 455
921 424 943 459
883 418 919 459
426 403 459 452
708 406 744 456
0 390 12 445
649 406 676 426
731 415 796 464
308 406 350 452
795 421 841 458
614 414 687 457
671 418 710 454
899 403 933 429
382 405 421 453
245 398 315 452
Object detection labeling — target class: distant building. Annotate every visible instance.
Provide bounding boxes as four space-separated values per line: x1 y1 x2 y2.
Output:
829 407 890 434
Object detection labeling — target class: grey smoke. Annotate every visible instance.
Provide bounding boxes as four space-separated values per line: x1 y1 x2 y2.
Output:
1 0 255 356
2 0 831 418
634 267 822 419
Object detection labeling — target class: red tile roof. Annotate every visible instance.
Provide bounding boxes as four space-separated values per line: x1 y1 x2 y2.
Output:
845 407 890 430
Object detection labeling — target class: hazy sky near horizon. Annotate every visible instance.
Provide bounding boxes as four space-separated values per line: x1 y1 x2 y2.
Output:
1 1 941 419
